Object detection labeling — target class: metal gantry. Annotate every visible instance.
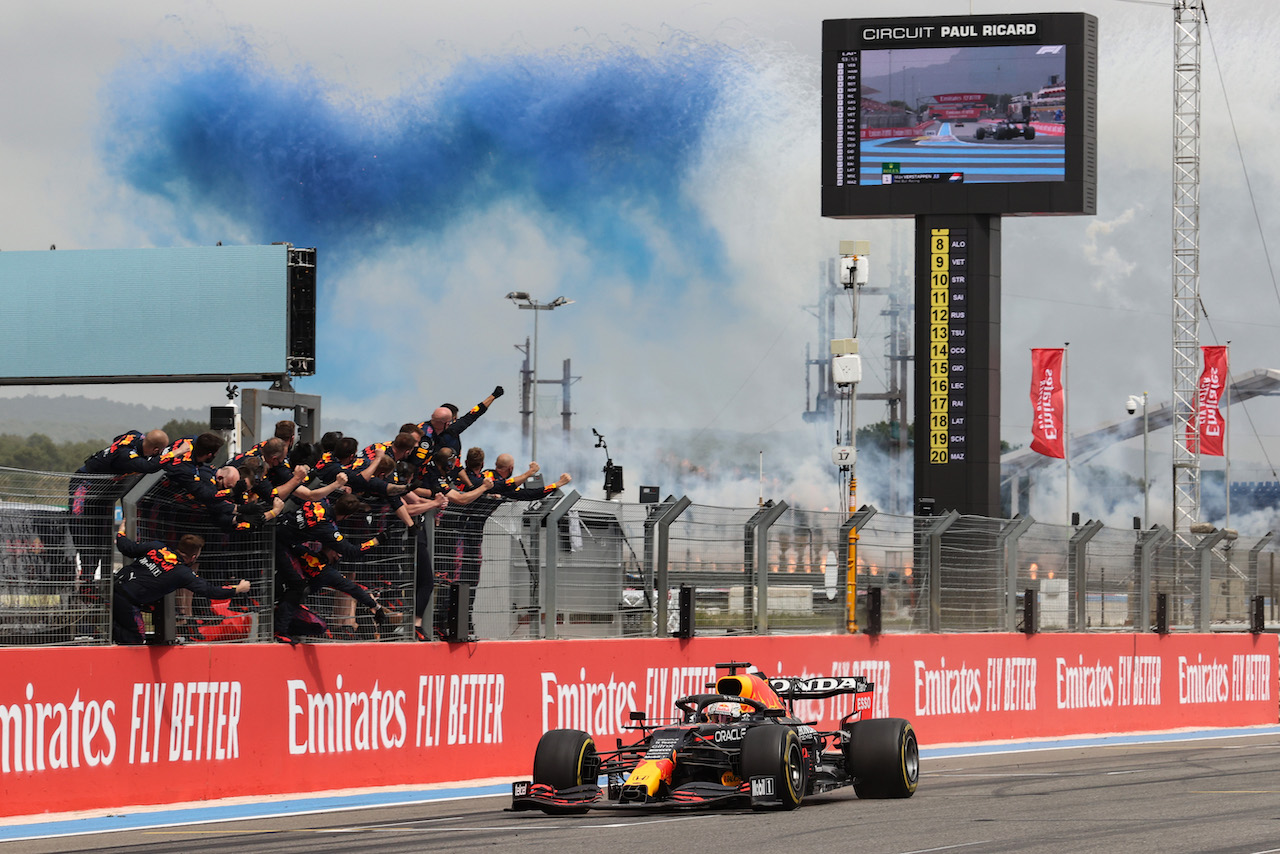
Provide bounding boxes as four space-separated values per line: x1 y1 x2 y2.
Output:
1171 0 1204 540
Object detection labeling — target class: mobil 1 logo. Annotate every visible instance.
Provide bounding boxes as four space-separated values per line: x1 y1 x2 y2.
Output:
750 775 776 801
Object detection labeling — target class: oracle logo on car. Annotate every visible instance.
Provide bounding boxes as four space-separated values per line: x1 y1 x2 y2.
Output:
713 726 747 743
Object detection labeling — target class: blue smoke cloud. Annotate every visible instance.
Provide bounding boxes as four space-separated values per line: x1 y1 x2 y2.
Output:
100 39 742 282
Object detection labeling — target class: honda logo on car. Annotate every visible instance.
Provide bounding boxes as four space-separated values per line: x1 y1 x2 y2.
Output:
770 676 872 694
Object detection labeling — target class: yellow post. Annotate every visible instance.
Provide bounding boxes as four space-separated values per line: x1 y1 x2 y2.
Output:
847 476 858 633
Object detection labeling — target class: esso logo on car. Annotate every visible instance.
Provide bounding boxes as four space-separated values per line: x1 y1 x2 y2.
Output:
714 726 747 743
856 694 873 712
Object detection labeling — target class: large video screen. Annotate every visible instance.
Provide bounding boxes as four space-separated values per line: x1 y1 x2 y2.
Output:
822 13 1096 218
0 245 315 384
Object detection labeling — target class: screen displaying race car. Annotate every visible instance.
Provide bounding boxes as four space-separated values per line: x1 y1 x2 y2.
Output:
511 661 918 813
974 118 1038 141
857 44 1065 185
822 12 1097 217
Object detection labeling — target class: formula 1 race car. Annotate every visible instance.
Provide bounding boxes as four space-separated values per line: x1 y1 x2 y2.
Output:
975 119 1036 140
511 661 918 812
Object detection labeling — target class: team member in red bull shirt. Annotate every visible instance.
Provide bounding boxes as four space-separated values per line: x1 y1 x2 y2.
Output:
273 493 386 642
405 386 504 483
111 533 250 645
69 428 169 577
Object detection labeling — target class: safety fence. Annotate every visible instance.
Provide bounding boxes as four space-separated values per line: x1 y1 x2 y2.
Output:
2 464 1279 645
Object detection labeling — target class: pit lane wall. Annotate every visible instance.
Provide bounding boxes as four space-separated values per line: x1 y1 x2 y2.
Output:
1 632 1275 818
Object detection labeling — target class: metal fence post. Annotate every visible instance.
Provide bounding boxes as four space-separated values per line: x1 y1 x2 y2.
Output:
650 496 691 637
838 505 878 633
1137 526 1172 632
418 518 435 637
926 511 960 633
1247 532 1277 604
541 489 581 640
1194 529 1229 632
744 501 788 634
1068 520 1104 631
120 472 163 540
999 515 1035 632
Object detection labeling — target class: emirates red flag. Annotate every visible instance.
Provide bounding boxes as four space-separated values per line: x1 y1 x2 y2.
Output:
1030 348 1065 458
1189 345 1228 456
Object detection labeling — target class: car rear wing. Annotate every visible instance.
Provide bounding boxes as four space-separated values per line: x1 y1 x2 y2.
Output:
766 676 874 700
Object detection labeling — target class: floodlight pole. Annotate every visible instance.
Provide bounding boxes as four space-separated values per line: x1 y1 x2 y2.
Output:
1141 392 1150 527
506 293 573 462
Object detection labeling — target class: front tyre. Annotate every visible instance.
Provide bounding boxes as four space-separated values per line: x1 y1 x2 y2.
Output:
532 729 598 789
741 726 806 809
845 718 919 799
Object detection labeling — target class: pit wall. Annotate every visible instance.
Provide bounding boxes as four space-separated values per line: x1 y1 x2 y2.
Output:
1 632 1274 818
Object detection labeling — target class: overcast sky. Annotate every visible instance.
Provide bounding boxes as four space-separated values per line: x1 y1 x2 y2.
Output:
2 0 1279 523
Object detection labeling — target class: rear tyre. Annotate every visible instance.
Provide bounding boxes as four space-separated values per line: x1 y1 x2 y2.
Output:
844 718 919 799
741 726 806 809
1024 125 1037 139
532 729 598 789
975 127 986 140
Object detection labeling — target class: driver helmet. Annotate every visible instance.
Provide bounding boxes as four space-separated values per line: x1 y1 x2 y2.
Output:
705 701 743 725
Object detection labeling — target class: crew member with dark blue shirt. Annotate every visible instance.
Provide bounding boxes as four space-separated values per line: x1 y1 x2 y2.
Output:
311 436 357 485
148 432 228 530
112 533 249 644
417 447 495 640
405 387 503 484
275 540 390 643
69 428 169 578
274 493 386 642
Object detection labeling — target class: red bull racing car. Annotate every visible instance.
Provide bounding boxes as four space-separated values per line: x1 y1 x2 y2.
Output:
975 118 1036 140
511 661 918 812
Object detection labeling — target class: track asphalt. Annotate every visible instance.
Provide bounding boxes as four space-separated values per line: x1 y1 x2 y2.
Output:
6 725 1280 844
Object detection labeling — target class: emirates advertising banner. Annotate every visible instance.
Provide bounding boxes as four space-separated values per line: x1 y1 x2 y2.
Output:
0 632 1274 817
1189 345 1228 456
1030 347 1066 458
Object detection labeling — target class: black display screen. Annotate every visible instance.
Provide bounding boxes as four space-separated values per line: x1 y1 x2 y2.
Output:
823 13 1096 218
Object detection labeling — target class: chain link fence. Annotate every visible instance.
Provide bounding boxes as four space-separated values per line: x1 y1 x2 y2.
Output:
0 467 106 645
1 461 1278 645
